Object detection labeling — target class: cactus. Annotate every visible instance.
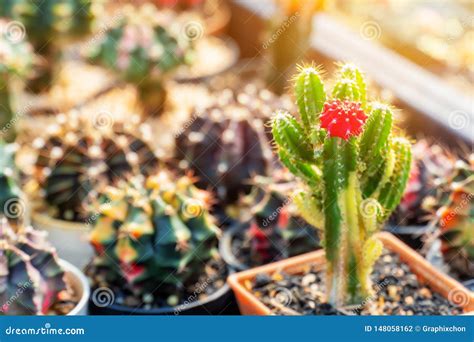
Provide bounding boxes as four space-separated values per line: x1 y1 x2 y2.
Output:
30 112 158 222
175 88 284 206
266 0 324 94
0 142 23 224
272 63 411 307
0 0 96 93
0 219 67 315
88 171 220 305
0 19 34 142
434 154 473 279
87 5 193 116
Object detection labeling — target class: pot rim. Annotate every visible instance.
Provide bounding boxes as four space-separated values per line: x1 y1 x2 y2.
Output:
228 232 474 315
89 282 232 315
60 259 90 316
219 222 250 272
32 210 89 232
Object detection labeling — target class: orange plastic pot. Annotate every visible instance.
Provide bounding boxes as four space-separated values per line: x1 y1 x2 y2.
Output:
228 232 474 315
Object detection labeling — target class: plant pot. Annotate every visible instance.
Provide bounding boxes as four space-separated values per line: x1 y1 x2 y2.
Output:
61 259 90 315
88 283 239 315
174 36 239 83
32 211 94 270
384 224 431 250
219 223 249 272
228 232 474 315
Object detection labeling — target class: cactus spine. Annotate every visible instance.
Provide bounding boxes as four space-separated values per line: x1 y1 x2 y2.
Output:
272 63 411 307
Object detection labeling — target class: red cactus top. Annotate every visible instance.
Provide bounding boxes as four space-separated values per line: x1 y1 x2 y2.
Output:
320 100 367 140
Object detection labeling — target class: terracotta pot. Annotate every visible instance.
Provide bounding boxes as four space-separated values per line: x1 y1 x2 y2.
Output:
32 211 94 270
61 260 90 315
228 232 474 315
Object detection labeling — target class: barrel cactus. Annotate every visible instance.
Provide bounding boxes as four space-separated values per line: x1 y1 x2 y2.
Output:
0 18 34 142
175 88 286 207
88 171 220 306
434 154 473 279
272 63 412 307
87 5 193 116
0 0 96 93
30 112 158 222
0 219 68 315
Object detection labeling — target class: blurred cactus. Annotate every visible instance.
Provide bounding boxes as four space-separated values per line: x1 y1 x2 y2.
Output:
174 88 284 207
0 142 23 224
0 19 34 142
88 171 220 305
30 112 158 222
0 219 67 315
433 154 473 279
0 0 96 93
87 5 193 116
266 0 324 94
272 63 411 306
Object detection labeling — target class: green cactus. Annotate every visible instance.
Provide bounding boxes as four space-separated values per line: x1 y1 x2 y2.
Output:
0 219 67 315
272 63 411 307
0 0 96 93
87 5 193 116
88 171 220 305
0 19 34 142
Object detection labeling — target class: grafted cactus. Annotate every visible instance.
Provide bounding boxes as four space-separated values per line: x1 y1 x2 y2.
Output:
88 171 219 303
87 5 193 116
272 63 411 307
0 219 67 315
0 19 34 142
0 0 96 93
30 112 158 221
0 143 23 223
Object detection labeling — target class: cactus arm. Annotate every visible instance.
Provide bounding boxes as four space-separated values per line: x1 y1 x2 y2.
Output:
294 66 326 133
337 63 367 108
292 191 324 229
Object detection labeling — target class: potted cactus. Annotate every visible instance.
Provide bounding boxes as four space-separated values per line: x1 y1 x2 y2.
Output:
87 5 194 116
0 0 96 94
0 218 89 315
220 173 320 272
86 171 235 315
174 87 292 221
0 18 34 142
228 63 473 315
25 111 158 268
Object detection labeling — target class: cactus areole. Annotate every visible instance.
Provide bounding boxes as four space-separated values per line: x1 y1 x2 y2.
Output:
272 64 412 307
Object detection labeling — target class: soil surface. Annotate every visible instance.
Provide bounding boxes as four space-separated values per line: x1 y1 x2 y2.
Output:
88 256 228 311
250 250 463 315
48 281 80 315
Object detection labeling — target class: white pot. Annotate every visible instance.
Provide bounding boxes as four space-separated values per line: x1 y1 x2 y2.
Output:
32 211 94 270
61 259 90 315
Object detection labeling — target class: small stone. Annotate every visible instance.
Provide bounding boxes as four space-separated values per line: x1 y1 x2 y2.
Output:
419 287 432 299
404 296 414 305
387 285 398 299
254 273 271 288
301 274 317 287
167 295 179 307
